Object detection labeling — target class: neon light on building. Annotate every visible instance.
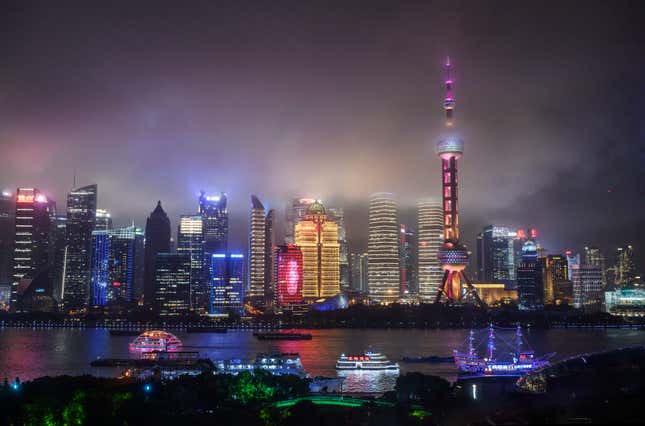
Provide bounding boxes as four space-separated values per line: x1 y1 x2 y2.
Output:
275 244 303 306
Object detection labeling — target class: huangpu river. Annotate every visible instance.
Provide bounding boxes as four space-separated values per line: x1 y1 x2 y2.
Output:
0 328 642 392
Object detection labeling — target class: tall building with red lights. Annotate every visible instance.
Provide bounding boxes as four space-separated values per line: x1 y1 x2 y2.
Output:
274 244 303 306
434 58 482 305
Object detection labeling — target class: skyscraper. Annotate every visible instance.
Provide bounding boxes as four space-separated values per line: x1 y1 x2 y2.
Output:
285 198 315 244
434 58 481 305
11 188 52 310
49 215 67 302
143 201 171 306
199 191 228 255
249 195 267 300
294 200 340 299
95 209 112 231
615 245 635 286
417 199 443 301
571 264 603 312
327 207 350 291
154 253 191 317
476 225 517 288
517 240 543 311
349 252 368 293
368 193 400 302
542 254 568 305
177 215 204 312
274 244 303 306
399 224 417 295
584 246 606 287
90 230 110 306
210 253 244 315
264 208 275 304
62 184 97 310
0 191 15 289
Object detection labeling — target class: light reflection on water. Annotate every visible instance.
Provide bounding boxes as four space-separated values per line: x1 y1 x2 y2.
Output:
0 328 642 393
336 370 400 393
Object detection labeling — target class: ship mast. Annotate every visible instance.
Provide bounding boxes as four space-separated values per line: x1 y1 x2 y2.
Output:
515 324 523 354
468 329 475 358
487 324 495 360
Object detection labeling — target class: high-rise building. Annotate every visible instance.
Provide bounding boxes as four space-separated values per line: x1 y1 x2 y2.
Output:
368 193 400 302
0 190 15 288
349 252 368 293
274 244 303 306
434 58 481 305
399 224 418 295
177 215 204 312
210 253 244 315
143 201 171 306
584 246 606 287
517 240 543 311
476 225 517 288
11 188 52 310
199 190 228 257
417 199 443 301
249 195 267 300
264 208 275 304
327 207 350 292
542 254 568 305
62 184 97 310
615 245 635 286
90 226 144 305
154 253 191 317
285 198 316 244
294 200 340 299
49 215 67 302
95 209 112 231
571 264 603 312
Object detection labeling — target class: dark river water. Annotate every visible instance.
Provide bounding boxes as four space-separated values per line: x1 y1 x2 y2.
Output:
0 328 642 392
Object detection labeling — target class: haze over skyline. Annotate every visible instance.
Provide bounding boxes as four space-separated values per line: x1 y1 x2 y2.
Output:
1 1 643 268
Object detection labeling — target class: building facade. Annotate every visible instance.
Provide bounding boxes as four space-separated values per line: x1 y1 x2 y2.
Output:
517 240 543 311
177 215 205 312
63 184 97 310
154 253 191 317
571 264 604 312
0 191 15 290
399 224 417 295
210 253 244 315
143 201 171 306
274 244 303 306
417 199 443 301
349 252 368 293
614 245 635 286
294 200 340 299
248 195 267 300
476 225 516 288
368 193 400 302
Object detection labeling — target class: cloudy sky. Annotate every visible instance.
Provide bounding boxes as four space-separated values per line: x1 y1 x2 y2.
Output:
1 1 643 269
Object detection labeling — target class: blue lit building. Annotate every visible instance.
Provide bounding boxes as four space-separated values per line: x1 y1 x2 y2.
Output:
90 230 110 305
210 253 244 316
517 240 543 311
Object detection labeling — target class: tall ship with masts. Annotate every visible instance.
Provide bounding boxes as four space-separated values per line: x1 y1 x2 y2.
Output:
454 325 553 376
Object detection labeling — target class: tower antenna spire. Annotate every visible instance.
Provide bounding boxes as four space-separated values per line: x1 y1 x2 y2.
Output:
443 56 455 127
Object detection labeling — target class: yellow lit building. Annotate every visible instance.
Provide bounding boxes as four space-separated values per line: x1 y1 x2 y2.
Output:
472 283 517 306
294 201 340 299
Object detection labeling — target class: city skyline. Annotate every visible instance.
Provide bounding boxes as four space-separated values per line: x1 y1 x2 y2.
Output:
1 1 643 270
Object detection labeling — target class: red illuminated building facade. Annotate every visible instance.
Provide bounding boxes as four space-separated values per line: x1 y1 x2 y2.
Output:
274 244 303 306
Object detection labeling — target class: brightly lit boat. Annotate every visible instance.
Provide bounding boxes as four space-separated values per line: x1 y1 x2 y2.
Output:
129 330 182 354
336 351 399 371
214 353 307 377
454 325 553 376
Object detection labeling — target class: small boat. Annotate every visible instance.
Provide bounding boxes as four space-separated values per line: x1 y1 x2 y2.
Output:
402 356 454 363
454 325 553 376
336 351 399 371
109 330 142 336
253 331 312 340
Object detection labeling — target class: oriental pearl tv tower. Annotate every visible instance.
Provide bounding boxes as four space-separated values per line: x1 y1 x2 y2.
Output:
434 57 483 306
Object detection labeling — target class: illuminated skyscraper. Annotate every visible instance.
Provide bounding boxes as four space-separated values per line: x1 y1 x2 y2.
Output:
349 252 368 293
62 184 97 310
571 264 603 312
399 224 417 295
584 246 606 286
143 201 171 306
199 191 228 254
95 209 112 231
90 230 109 306
177 215 204 311
274 244 303 306
154 253 191 317
210 253 244 315
327 207 350 291
11 188 52 310
248 195 266 301
615 245 635 286
368 193 400 302
417 199 443 301
0 191 14 289
517 240 543 311
476 225 517 288
264 208 275 303
294 200 340 299
285 198 315 244
542 254 568 305
49 215 67 302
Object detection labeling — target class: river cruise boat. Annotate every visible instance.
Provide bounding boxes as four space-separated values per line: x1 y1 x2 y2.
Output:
454 325 553 376
214 353 307 377
129 330 183 354
336 351 399 371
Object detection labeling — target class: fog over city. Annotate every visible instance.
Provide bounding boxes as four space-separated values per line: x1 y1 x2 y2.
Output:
1 1 643 267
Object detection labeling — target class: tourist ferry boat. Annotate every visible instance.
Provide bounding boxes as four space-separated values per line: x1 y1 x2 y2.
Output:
454 325 553 376
336 351 399 371
214 353 307 377
129 330 183 354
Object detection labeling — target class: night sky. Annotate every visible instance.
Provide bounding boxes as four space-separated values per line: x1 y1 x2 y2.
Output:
1 1 644 270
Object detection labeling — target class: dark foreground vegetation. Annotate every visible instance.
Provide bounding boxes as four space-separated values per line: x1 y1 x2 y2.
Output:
2 348 644 426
